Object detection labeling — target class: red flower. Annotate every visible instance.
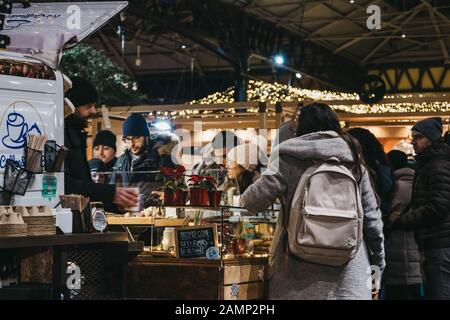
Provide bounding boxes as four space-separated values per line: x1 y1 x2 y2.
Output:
176 165 186 175
189 175 202 183
161 167 175 176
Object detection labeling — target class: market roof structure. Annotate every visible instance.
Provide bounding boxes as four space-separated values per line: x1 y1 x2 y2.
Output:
34 0 450 102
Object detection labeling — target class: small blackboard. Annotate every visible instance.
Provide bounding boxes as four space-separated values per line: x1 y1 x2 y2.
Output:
175 225 218 259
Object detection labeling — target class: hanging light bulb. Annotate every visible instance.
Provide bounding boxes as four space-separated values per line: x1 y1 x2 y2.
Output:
135 45 142 67
401 26 406 38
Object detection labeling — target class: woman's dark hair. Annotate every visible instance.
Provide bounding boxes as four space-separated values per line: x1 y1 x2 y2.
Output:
296 103 365 182
347 128 390 201
347 128 389 170
387 150 408 171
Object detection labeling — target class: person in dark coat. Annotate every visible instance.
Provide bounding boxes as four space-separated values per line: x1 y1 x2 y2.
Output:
348 128 395 216
391 117 450 300
111 114 175 208
384 150 422 300
91 130 117 172
64 77 137 211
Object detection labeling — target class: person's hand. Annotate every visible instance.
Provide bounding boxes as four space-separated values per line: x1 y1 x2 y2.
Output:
372 289 380 300
113 187 138 209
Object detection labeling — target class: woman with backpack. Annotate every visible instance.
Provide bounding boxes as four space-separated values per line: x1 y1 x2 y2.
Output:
241 103 385 300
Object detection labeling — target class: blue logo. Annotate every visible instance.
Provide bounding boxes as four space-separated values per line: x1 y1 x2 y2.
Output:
5 19 32 29
1 110 42 150
206 247 219 260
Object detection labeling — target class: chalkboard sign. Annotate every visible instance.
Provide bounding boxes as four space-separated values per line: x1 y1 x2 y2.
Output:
175 225 218 259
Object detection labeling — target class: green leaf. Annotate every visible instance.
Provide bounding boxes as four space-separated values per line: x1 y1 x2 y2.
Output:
60 44 148 106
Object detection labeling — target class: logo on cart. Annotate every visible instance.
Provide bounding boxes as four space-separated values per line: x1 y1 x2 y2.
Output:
4 13 62 30
0 102 44 150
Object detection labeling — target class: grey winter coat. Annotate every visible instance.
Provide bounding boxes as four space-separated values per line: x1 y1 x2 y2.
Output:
384 168 422 286
242 131 385 300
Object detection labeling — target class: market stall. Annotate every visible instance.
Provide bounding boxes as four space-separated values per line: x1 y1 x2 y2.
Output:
0 1 129 300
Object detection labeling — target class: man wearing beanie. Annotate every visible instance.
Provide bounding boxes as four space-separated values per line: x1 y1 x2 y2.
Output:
391 117 450 299
92 130 118 172
112 113 175 207
65 77 137 211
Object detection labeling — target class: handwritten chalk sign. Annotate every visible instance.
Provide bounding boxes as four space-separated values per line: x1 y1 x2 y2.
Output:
175 225 218 259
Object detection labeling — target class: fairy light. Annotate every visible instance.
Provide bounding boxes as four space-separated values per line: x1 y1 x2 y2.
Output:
139 80 449 120
190 80 359 105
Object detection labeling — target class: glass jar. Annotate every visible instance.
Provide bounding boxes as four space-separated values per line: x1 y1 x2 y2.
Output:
90 202 107 233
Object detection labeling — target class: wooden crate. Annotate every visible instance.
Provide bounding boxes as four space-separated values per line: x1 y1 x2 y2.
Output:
23 216 56 236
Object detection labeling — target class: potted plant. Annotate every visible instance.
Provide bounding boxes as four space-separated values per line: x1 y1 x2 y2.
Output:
188 175 210 206
204 176 222 207
161 165 187 205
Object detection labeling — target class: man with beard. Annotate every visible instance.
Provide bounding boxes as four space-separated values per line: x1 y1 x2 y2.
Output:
112 113 175 208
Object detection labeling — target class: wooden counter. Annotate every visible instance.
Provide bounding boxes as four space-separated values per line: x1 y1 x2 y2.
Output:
107 216 187 227
0 232 128 249
127 253 268 300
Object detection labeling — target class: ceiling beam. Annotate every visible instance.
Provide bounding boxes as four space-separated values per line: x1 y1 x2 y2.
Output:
422 0 450 64
306 1 371 41
333 3 424 55
98 31 136 79
127 3 239 69
361 4 424 64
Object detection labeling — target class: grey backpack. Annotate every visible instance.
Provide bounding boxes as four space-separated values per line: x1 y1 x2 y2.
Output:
286 158 363 267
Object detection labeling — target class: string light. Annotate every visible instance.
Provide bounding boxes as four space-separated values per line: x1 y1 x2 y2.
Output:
136 80 447 120
190 80 359 105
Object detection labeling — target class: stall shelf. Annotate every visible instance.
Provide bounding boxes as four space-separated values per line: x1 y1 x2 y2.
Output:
110 204 277 300
127 254 268 300
0 232 129 300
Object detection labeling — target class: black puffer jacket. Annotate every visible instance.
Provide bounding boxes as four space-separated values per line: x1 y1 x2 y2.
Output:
385 168 422 285
398 143 450 250
64 115 115 206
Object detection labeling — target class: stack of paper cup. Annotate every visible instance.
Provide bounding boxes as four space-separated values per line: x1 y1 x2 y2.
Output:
53 208 73 234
